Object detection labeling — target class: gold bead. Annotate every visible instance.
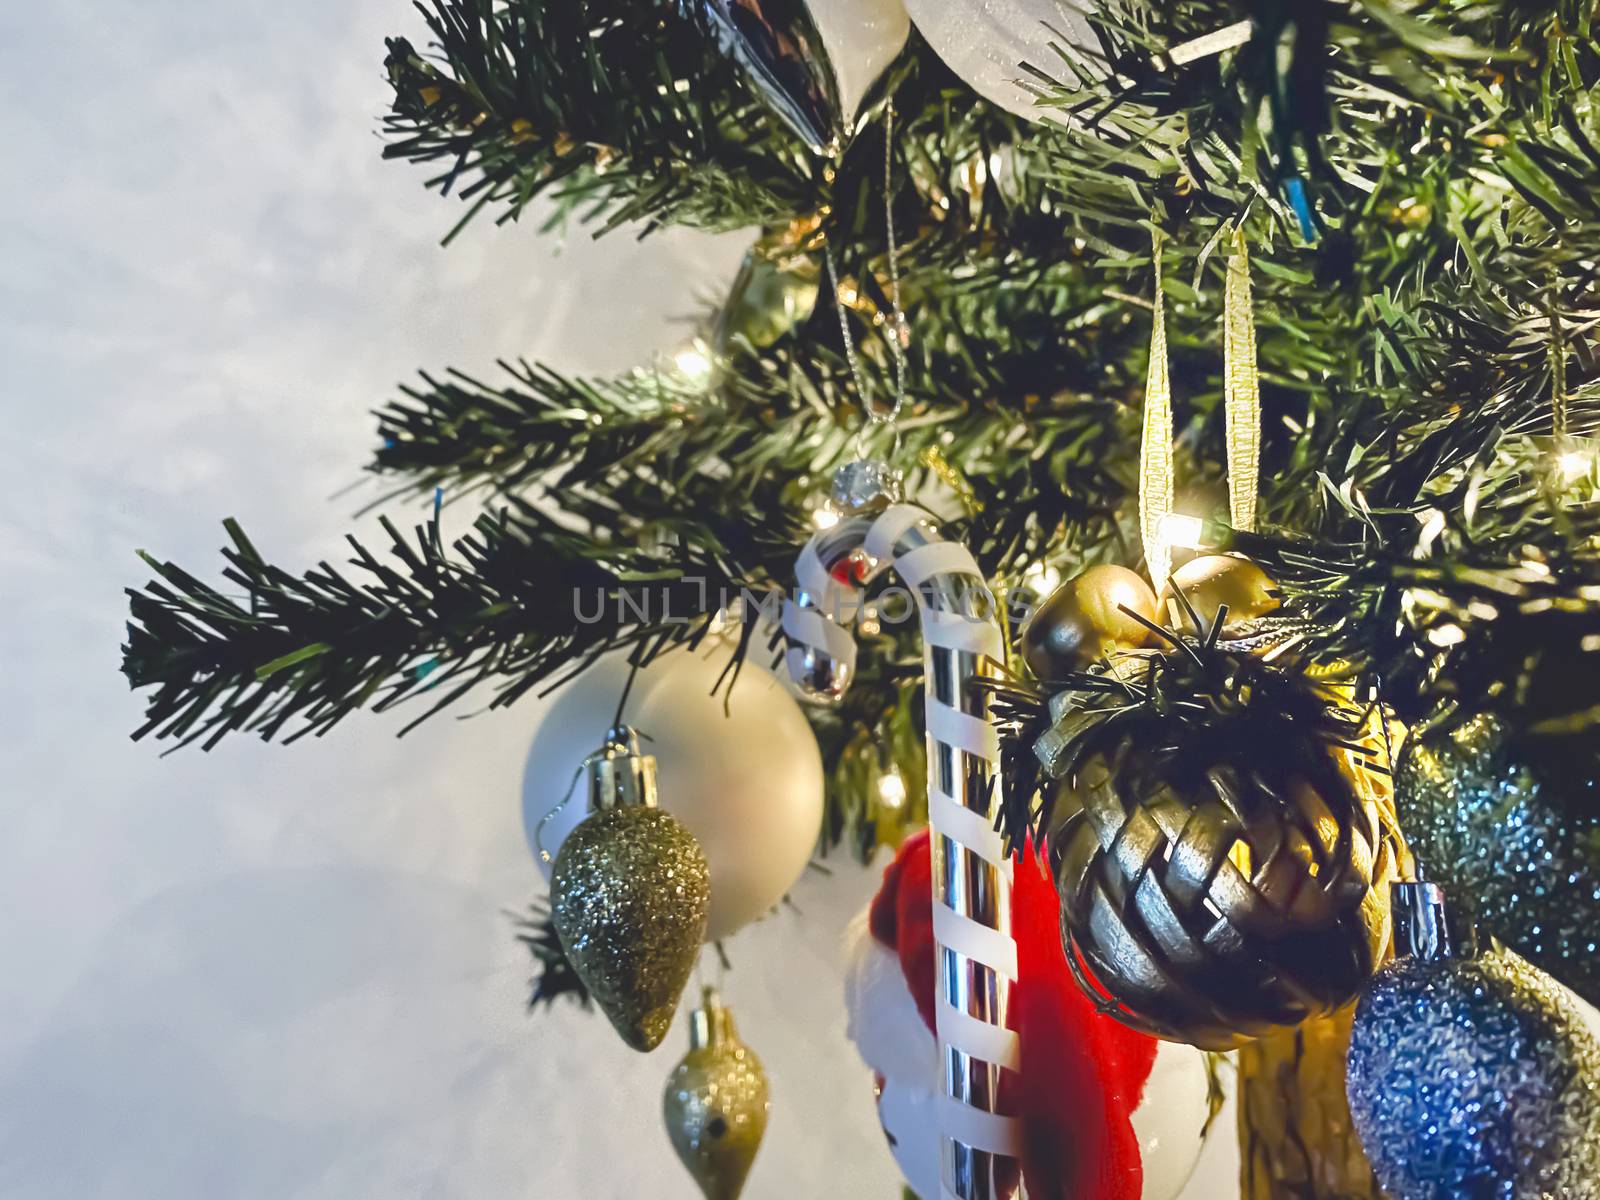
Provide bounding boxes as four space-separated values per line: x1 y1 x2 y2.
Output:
1020 564 1160 681
1160 554 1280 632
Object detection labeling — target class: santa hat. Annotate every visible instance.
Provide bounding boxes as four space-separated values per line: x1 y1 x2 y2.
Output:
845 829 1211 1200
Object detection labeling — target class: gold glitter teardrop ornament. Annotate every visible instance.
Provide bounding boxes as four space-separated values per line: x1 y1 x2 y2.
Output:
550 727 711 1052
663 989 770 1200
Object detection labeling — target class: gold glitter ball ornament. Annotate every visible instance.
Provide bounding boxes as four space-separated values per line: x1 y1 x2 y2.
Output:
663 989 770 1200
549 727 711 1052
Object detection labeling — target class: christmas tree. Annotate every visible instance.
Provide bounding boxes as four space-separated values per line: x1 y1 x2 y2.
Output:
123 2 1600 1197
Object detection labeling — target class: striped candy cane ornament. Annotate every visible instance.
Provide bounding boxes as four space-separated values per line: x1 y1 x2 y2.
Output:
784 491 1022 1200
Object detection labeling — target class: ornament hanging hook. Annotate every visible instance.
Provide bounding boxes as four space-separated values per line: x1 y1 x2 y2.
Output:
535 724 659 862
535 759 589 865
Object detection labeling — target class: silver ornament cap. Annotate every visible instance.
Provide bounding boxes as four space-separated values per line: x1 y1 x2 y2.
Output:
1390 880 1476 963
586 724 658 813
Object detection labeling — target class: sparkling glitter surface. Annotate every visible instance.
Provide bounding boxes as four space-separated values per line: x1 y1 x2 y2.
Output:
1394 713 1600 1006
551 807 710 1052
1347 948 1600 1199
663 1018 770 1199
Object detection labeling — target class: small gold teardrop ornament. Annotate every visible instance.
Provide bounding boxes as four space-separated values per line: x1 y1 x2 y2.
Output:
662 989 770 1199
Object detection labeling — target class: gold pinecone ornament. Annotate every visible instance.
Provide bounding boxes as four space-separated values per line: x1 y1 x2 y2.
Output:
551 726 711 1052
663 988 770 1200
1037 606 1398 1051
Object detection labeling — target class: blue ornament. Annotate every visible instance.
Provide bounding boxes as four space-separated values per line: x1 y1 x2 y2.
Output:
1347 884 1600 1199
1394 712 1600 1008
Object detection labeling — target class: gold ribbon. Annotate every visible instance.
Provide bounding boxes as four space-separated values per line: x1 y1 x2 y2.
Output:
1139 223 1261 588
1225 226 1261 532
1140 226 1175 589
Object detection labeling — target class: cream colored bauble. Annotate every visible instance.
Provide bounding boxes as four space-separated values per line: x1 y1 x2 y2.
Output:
523 643 824 942
808 0 911 127
900 0 1098 124
1132 1043 1213 1200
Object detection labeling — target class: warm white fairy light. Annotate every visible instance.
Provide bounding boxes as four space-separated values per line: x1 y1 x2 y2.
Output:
1557 448 1593 483
1159 513 1206 552
876 770 907 811
673 341 713 383
859 604 881 637
812 506 840 530
1022 558 1062 595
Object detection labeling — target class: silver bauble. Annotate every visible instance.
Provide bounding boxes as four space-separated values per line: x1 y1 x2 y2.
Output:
900 0 1098 124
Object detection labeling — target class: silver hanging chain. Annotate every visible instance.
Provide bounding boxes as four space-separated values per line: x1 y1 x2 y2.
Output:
882 100 908 415
823 101 909 461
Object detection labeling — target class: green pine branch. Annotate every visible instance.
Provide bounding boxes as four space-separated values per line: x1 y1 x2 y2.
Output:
382 0 814 241
122 502 765 749
126 0 1600 789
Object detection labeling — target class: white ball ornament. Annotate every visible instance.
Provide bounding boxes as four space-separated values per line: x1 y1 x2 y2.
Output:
900 0 1098 124
522 644 824 942
1131 1043 1212 1200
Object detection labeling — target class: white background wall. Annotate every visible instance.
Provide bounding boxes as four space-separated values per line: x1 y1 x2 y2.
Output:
0 4 1238 1197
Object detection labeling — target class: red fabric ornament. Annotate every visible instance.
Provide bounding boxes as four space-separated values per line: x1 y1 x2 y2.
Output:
869 830 1160 1200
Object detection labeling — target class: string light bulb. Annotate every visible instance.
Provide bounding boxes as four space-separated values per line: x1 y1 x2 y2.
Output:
673 340 713 384
876 770 907 812
1158 513 1206 552
1022 559 1062 596
1556 447 1594 484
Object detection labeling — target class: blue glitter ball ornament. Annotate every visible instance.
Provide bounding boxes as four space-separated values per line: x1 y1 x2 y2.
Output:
1394 712 1600 1008
1347 888 1600 1200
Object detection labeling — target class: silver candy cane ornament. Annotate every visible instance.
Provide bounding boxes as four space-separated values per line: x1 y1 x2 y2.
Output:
784 464 1021 1200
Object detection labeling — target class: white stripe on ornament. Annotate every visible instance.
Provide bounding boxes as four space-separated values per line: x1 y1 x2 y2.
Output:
923 608 1005 659
937 1094 1024 1157
933 900 1019 982
896 541 985 590
936 997 1022 1071
780 602 857 664
928 788 1007 868
926 700 1000 762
